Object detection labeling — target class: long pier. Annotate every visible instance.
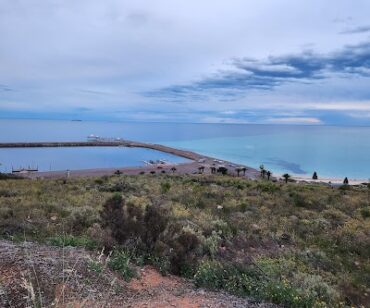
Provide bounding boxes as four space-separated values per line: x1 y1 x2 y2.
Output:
0 140 203 161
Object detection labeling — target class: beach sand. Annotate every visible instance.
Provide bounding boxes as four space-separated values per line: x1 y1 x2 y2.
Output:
278 173 369 186
24 157 260 180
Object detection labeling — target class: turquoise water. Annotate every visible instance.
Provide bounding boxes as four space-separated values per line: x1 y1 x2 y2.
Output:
0 119 369 178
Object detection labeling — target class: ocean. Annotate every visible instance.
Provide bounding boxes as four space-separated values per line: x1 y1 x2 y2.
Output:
0 119 369 179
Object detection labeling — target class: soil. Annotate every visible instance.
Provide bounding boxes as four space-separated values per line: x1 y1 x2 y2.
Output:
0 240 276 308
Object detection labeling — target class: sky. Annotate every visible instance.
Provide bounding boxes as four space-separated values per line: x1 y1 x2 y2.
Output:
1 0 370 125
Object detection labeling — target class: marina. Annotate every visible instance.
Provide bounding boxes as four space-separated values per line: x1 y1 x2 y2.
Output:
0 137 259 179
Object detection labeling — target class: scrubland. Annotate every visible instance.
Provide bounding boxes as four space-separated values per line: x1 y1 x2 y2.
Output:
0 174 369 307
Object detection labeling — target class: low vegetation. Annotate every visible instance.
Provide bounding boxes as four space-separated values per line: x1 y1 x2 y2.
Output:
0 173 369 306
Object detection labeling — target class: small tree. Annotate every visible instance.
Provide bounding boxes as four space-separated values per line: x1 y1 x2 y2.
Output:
114 169 122 175
260 164 265 178
343 177 349 185
210 166 216 174
198 166 205 174
235 168 241 177
266 170 272 180
312 172 318 180
282 173 291 183
170 167 177 174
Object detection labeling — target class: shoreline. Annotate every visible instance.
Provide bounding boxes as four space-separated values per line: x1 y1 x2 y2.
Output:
0 140 260 179
273 172 369 186
23 160 260 180
1 141 368 185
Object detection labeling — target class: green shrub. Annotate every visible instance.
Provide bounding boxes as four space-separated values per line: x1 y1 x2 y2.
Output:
0 173 22 180
194 260 225 289
100 194 145 245
88 260 104 274
48 235 97 249
263 280 315 307
145 254 171 275
68 206 98 233
293 272 340 305
360 206 370 219
0 189 17 197
108 251 136 281
169 230 201 275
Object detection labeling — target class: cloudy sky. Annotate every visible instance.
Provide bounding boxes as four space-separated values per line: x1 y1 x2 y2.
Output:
1 0 370 125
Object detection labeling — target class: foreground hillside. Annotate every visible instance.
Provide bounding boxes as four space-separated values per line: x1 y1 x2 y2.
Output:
0 174 369 307
0 240 271 307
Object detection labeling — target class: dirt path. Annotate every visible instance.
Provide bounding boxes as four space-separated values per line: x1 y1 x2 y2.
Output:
0 240 275 308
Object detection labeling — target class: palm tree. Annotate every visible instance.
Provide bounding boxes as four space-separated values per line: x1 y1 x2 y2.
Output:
282 173 291 183
241 167 247 176
312 172 318 180
260 164 266 178
343 177 349 185
217 166 228 175
170 167 177 174
266 170 272 180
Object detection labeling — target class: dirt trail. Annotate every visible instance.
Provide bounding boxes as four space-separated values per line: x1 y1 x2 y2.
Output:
0 240 275 308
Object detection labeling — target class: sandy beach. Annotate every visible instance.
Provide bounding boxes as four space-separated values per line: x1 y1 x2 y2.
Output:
24 157 260 180
277 173 369 186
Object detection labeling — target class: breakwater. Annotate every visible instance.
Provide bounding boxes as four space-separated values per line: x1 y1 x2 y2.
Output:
0 141 203 161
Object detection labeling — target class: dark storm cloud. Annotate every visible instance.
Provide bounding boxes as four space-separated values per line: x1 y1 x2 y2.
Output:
340 25 370 34
147 41 370 100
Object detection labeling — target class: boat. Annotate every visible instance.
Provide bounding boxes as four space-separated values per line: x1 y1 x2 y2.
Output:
12 166 38 173
87 134 101 141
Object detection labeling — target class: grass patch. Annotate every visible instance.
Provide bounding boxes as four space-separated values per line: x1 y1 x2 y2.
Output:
108 251 136 281
48 235 97 249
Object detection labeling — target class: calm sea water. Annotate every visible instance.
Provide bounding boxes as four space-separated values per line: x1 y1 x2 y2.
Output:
0 119 369 178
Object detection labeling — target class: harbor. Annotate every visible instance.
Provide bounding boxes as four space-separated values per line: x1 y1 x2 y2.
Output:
0 137 260 179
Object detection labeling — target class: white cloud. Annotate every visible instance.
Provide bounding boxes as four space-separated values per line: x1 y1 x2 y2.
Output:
265 117 322 124
0 0 370 123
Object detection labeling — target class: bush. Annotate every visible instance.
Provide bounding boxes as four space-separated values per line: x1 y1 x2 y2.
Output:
68 206 98 233
142 203 169 251
169 230 201 276
160 181 171 194
48 235 97 249
0 189 17 197
194 260 225 289
108 251 136 281
100 194 144 245
194 261 320 307
0 173 22 180
360 206 370 219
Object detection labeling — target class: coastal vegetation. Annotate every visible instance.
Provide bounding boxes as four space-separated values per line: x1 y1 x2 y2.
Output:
0 173 369 306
